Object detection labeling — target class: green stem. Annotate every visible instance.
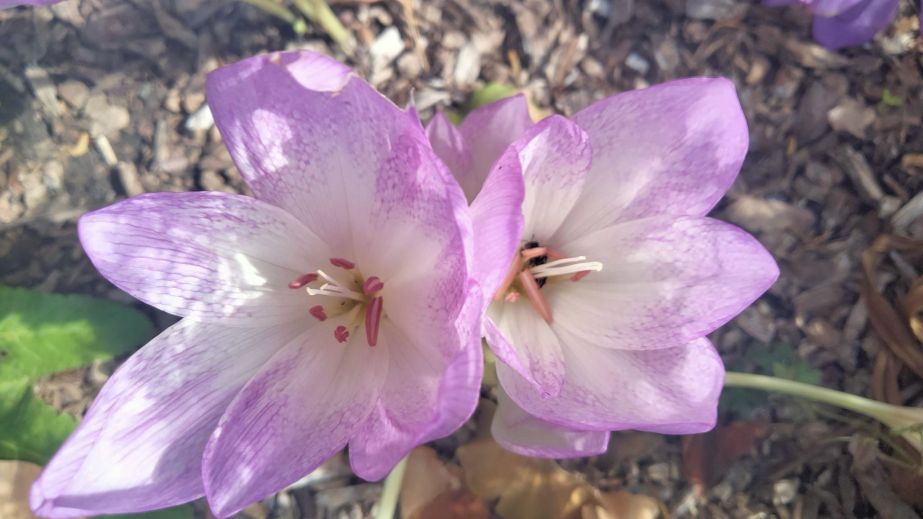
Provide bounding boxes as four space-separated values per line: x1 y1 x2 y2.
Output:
724 372 923 457
241 0 297 23
724 372 890 421
375 456 408 519
292 0 354 52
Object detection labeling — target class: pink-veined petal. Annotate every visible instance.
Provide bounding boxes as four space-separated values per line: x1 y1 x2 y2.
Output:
207 50 425 256
488 299 566 398
349 283 485 480
78 192 327 326
551 216 778 350
497 337 724 432
425 111 472 199
467 146 525 302
515 115 591 241
31 319 304 518
203 321 388 518
492 387 609 459
554 77 748 241
451 95 534 201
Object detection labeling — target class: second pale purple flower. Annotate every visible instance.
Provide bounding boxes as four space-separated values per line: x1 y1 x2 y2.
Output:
428 79 779 457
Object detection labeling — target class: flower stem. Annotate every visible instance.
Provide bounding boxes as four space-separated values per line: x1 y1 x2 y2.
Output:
291 0 355 53
724 371 923 459
724 372 890 420
375 456 408 519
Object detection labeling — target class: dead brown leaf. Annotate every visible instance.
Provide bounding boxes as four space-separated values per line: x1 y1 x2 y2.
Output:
582 491 662 519
682 421 770 495
905 277 923 343
457 435 663 519
399 446 463 519
0 460 43 519
860 235 923 381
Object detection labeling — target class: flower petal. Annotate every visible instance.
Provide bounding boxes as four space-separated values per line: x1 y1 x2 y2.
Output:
488 299 566 398
492 388 609 459
207 50 425 255
497 337 724 432
30 319 303 518
809 0 867 16
425 111 473 199
552 216 778 350
203 321 388 518
456 95 534 200
360 132 474 359
555 77 748 240
812 0 898 49
78 192 326 326
467 146 525 302
515 115 591 241
349 283 485 480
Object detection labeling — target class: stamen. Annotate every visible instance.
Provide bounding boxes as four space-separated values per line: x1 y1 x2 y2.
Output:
518 271 552 323
494 255 523 301
334 325 350 343
329 257 356 269
545 248 565 260
570 270 591 282
307 270 365 301
309 305 327 321
288 273 319 289
365 297 384 347
531 257 603 279
362 276 384 295
521 247 547 259
504 291 521 303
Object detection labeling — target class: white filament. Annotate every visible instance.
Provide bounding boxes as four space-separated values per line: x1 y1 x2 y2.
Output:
305 270 365 301
531 256 603 279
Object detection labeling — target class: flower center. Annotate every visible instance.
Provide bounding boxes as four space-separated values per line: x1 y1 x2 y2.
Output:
288 257 385 347
493 241 603 323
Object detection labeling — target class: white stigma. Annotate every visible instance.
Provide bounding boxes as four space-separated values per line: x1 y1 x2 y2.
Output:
305 269 365 301
530 256 603 279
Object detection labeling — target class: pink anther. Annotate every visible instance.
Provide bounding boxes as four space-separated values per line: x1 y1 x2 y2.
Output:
329 257 356 269
288 273 319 289
545 248 565 260
334 325 350 343
362 276 384 295
521 247 548 259
309 305 327 321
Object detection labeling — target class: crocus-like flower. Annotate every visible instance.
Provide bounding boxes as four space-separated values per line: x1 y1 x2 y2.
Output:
428 79 779 457
31 51 522 518
765 0 900 49
0 0 61 8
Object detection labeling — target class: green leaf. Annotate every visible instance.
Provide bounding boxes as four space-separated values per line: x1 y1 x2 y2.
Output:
0 378 76 465
467 82 519 112
0 286 154 381
102 504 196 519
881 88 903 108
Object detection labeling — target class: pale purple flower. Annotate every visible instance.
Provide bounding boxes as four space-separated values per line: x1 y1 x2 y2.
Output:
428 79 779 458
31 50 520 518
0 0 62 8
765 0 900 49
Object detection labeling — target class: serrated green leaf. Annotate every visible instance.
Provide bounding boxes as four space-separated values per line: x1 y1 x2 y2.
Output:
0 286 154 381
102 504 196 519
0 378 76 465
